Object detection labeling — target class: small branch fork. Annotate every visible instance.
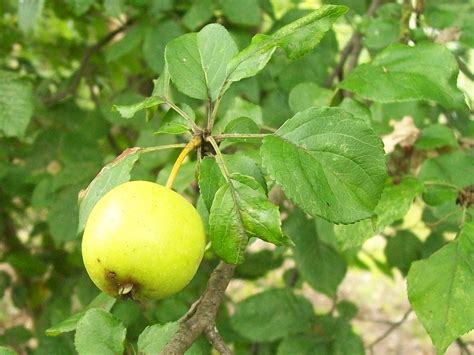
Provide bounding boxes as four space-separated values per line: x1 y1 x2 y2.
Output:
161 262 236 354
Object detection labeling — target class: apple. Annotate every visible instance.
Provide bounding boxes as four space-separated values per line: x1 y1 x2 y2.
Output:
82 181 206 300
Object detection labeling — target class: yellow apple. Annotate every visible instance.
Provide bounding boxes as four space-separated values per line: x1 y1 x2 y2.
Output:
82 181 205 300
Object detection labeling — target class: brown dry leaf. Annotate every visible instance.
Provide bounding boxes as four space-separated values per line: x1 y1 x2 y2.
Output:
382 116 420 154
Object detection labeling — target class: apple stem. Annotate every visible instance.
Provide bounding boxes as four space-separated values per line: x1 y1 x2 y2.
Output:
165 136 202 190
118 283 134 296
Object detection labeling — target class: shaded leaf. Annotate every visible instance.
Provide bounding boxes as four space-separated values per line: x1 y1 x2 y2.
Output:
385 231 423 275
231 289 315 341
0 71 34 138
284 210 347 296
407 223 474 354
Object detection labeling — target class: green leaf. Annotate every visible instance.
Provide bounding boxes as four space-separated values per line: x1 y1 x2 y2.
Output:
288 82 333 113
143 21 184 73
235 249 284 280
138 322 179 354
0 326 32 345
385 231 423 275
215 97 262 133
137 322 205 354
224 117 260 136
339 98 371 125
364 16 400 50
7 251 47 277
165 24 238 100
69 0 94 15
0 71 34 138
209 174 286 264
328 177 422 251
341 43 467 110
48 189 80 245
221 0 261 26
415 124 458 150
182 0 215 30
199 154 266 210
284 210 347 296
74 309 126 355
105 26 144 62
374 177 423 228
260 107 387 224
18 0 44 34
104 0 124 17
113 96 162 119
46 293 116 336
227 5 347 83
418 150 474 188
77 148 141 233
230 289 315 341
156 161 196 193
154 103 194 135
277 334 329 355
407 223 474 354
0 347 16 355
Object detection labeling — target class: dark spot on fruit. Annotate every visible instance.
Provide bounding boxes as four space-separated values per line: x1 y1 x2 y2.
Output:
97 258 101 263
104 270 141 301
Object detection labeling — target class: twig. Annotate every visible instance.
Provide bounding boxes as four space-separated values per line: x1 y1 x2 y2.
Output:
161 262 236 354
44 19 134 106
326 0 381 89
400 0 413 44
457 57 474 81
346 34 362 76
457 338 473 355
204 324 233 355
346 0 381 75
367 308 412 349
325 32 357 87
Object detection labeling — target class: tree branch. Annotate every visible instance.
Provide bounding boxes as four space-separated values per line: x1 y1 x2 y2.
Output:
204 324 233 355
324 32 356 87
325 0 381 88
161 262 236 354
457 338 473 355
366 308 412 350
457 57 474 81
43 19 134 106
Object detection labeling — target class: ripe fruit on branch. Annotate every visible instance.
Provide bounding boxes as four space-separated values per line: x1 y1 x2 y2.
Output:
82 181 206 300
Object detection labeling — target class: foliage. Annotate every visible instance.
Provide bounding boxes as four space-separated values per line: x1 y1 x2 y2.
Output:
1 0 473 354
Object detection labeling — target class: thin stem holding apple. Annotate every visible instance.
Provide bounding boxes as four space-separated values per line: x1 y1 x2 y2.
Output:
165 136 202 189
